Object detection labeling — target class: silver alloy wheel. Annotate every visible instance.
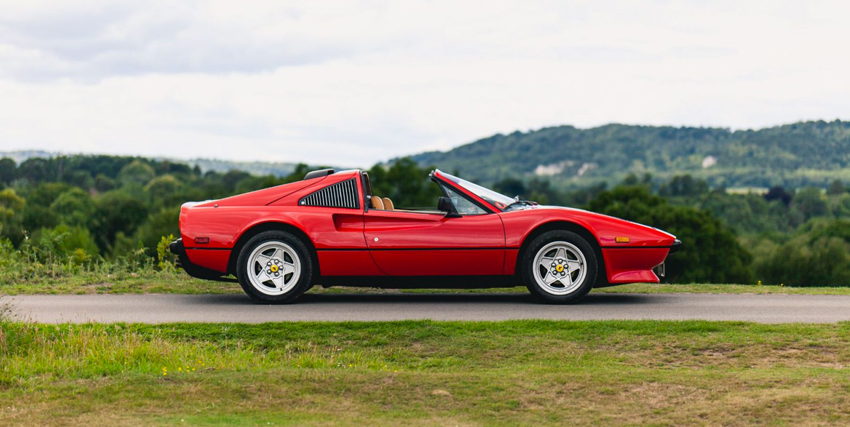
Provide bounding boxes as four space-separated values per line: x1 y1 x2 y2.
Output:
532 241 587 296
246 241 301 296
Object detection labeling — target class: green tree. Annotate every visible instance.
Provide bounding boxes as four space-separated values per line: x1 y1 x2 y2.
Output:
144 174 182 202
94 173 117 193
50 187 96 228
793 187 828 220
493 178 526 198
118 160 156 187
0 188 26 244
17 158 51 183
659 175 709 197
757 234 850 286
0 188 24 221
135 206 180 256
91 191 148 251
0 158 16 184
827 180 845 195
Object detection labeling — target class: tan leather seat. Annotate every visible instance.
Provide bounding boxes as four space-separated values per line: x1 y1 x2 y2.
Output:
371 196 384 210
382 197 394 211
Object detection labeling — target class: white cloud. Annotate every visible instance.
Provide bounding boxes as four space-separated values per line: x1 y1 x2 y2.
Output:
0 0 849 166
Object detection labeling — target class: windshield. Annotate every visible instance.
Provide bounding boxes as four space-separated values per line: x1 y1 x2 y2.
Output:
438 170 515 210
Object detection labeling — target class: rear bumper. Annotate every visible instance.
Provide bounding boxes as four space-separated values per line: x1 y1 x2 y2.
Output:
169 238 185 257
169 238 231 281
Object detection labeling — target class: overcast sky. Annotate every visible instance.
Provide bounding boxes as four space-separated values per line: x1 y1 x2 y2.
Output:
0 0 848 167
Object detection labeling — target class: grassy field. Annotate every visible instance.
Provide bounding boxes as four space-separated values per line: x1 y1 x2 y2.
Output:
4 272 850 296
1 319 849 426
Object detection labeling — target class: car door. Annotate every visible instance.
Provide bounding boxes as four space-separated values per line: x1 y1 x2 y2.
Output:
363 185 506 276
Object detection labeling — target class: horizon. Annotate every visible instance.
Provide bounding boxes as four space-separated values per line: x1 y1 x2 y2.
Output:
2 118 846 168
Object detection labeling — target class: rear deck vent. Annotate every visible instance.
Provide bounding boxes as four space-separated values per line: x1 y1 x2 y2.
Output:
299 178 359 209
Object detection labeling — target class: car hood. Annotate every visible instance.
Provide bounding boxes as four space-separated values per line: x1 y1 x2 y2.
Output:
523 205 677 239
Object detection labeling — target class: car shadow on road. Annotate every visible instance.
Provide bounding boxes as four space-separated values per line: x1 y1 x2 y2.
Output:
188 292 655 305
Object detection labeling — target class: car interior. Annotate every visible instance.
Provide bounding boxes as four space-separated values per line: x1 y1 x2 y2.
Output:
361 171 485 216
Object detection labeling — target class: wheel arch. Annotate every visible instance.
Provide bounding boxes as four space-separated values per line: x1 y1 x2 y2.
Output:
516 220 609 286
227 221 319 279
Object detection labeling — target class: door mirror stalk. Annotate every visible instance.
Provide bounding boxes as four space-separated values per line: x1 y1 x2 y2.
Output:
437 197 461 218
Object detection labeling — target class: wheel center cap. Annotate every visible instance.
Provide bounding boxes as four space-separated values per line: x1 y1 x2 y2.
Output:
270 264 279 273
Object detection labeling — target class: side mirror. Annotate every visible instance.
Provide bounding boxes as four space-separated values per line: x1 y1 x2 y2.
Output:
438 197 460 218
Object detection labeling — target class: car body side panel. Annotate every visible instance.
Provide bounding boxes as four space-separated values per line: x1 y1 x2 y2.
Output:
317 250 385 276
180 171 379 275
503 249 519 275
363 210 506 276
368 249 504 276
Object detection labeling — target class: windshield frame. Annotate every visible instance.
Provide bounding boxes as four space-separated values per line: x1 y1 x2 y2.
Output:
433 170 514 212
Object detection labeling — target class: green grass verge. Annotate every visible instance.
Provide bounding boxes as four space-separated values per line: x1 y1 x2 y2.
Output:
1 320 849 426
0 272 242 295
4 272 850 296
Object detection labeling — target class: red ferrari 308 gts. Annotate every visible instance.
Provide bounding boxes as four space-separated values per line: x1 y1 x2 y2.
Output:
170 168 680 303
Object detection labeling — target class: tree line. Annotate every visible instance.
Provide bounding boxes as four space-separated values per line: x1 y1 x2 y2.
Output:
1 154 849 286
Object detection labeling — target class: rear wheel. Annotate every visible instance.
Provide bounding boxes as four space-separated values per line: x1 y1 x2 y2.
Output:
521 230 597 303
236 231 313 303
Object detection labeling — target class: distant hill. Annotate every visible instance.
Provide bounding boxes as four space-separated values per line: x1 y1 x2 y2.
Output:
6 120 850 188
185 158 303 177
408 120 850 188
0 151 306 178
0 150 53 164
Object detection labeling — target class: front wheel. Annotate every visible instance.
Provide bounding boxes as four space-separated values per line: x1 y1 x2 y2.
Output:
521 230 597 303
236 231 313 303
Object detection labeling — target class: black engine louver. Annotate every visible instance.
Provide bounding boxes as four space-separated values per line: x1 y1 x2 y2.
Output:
298 178 359 209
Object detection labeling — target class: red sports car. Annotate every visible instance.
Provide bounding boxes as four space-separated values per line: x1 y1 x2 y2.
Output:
170 169 680 303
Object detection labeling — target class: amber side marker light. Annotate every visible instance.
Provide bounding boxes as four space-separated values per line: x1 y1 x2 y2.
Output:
194 237 210 244
615 237 630 243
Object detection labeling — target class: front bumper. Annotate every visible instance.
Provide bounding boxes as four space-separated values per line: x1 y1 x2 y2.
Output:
652 239 682 278
668 239 682 254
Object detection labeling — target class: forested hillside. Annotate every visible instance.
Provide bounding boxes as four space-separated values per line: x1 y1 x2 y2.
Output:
3 146 850 287
0 150 305 178
410 120 850 188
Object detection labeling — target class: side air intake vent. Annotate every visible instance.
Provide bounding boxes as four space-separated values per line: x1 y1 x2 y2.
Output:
299 178 359 209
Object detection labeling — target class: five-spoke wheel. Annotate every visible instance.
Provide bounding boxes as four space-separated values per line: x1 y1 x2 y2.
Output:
521 230 597 303
532 241 587 296
247 241 301 296
236 230 312 303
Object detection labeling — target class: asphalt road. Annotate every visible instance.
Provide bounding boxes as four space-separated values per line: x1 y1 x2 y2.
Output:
5 292 850 323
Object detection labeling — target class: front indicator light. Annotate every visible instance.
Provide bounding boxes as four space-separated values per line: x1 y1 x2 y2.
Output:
615 237 630 243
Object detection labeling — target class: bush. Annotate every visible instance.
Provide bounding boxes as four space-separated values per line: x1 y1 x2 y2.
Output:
753 219 850 286
157 234 177 272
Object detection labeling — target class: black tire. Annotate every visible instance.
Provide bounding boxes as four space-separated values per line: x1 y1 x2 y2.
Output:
236 230 314 303
520 230 597 304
